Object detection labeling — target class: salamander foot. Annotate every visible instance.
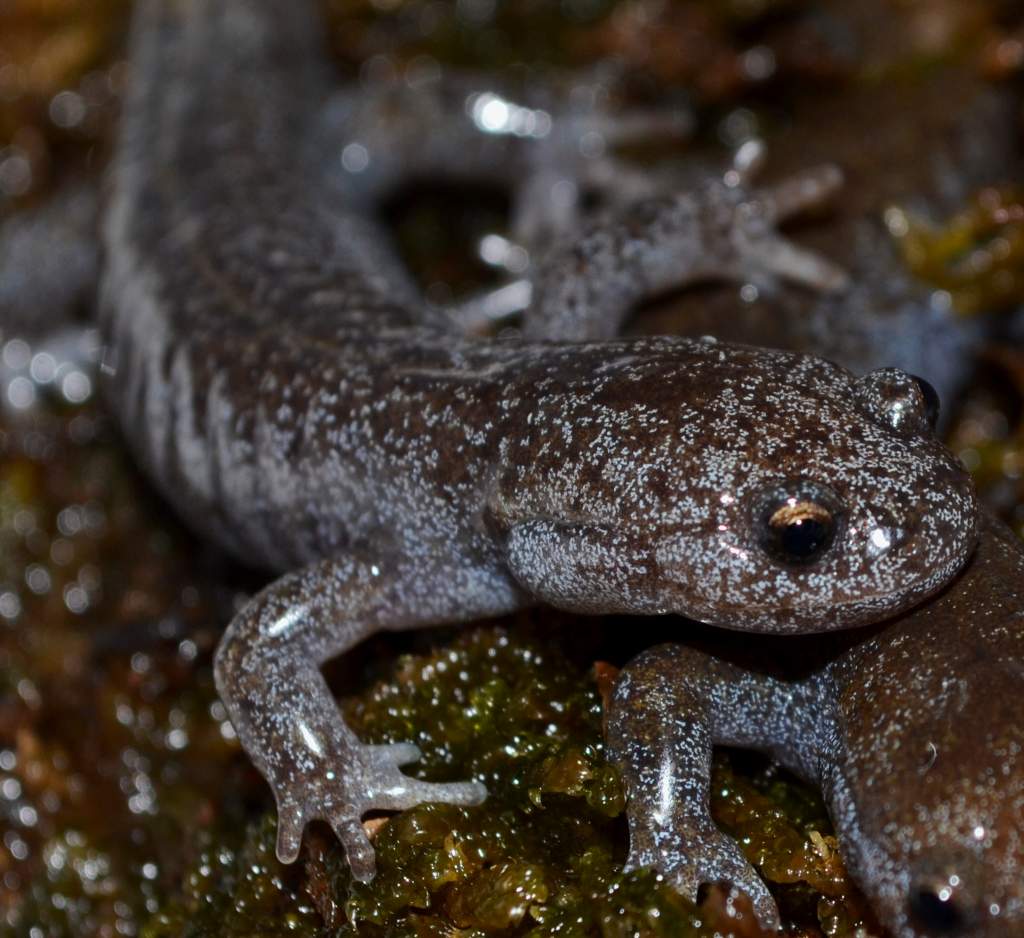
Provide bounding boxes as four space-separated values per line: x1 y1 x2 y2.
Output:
272 740 487 879
626 824 781 932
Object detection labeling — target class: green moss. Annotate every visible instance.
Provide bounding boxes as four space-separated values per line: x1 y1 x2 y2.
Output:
0 407 253 935
890 187 1024 316
141 816 322 938
136 627 875 937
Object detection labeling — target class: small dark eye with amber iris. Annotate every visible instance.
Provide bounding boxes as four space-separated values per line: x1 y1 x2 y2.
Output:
760 497 837 565
909 886 965 934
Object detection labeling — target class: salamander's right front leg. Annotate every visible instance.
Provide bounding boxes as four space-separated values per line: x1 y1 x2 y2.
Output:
213 555 521 879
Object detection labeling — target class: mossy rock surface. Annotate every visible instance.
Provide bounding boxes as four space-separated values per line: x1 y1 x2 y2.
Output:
139 625 875 938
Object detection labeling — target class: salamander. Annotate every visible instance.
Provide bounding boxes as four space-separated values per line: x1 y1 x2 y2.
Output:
608 512 1024 937
99 0 979 880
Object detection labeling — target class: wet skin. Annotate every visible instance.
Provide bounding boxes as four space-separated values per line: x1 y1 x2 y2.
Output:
100 0 978 881
608 513 1024 937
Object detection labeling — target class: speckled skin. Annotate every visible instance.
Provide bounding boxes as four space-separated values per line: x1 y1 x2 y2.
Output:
100 0 980 880
608 513 1024 937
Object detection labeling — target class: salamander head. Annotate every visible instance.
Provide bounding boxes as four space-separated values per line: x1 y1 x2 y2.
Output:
898 833 1024 938
833 656 1024 938
499 342 978 632
649 356 979 633
825 520 1024 937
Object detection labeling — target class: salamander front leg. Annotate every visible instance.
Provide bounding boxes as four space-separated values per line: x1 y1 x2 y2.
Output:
523 140 848 341
213 555 521 879
606 644 826 932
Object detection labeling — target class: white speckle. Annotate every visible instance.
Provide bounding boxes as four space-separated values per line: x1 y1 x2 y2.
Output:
265 603 308 638
298 722 323 757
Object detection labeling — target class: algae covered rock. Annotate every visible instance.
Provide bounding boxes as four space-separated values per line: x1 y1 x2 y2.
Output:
138 625 876 938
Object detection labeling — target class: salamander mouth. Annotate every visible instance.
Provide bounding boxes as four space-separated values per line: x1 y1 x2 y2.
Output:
668 525 975 635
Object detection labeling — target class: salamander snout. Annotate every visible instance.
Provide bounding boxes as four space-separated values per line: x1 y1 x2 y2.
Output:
907 875 970 936
902 860 1024 938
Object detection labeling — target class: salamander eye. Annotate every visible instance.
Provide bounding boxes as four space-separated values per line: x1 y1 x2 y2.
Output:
755 484 842 565
908 883 966 935
855 367 940 435
910 374 940 430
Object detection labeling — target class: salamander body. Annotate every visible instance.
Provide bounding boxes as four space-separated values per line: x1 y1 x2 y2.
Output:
101 0 979 879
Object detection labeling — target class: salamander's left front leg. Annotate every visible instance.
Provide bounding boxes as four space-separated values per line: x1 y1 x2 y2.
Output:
214 554 522 880
606 643 826 932
524 141 848 341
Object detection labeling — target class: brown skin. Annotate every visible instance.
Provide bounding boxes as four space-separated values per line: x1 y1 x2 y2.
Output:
828 514 1024 938
608 513 1024 937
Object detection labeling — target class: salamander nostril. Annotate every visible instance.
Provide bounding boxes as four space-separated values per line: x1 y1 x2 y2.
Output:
908 886 966 935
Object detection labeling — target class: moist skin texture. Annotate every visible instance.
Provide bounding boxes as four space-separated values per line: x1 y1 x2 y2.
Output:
100 0 979 882
608 512 1024 938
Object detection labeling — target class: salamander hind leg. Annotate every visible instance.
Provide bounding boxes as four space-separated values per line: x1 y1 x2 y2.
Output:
508 74 694 251
524 140 848 341
722 140 849 293
213 555 520 879
606 644 826 932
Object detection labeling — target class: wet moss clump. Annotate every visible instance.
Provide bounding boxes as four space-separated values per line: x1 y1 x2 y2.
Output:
889 187 1024 316
142 627 876 937
0 404 252 936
